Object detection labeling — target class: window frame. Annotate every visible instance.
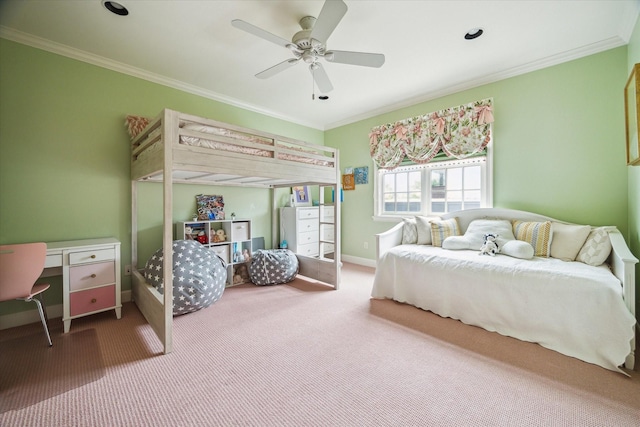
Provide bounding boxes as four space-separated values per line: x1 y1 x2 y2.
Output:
373 144 493 221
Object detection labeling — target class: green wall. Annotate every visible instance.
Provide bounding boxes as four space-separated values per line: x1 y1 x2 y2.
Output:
326 47 630 261
1 33 638 318
0 38 322 315
627 16 640 316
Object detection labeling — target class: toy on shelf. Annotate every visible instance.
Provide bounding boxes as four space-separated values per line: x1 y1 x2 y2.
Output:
213 229 226 243
243 249 251 262
196 230 208 244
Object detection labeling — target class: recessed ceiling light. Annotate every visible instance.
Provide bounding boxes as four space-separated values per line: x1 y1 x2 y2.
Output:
103 1 129 16
464 28 484 40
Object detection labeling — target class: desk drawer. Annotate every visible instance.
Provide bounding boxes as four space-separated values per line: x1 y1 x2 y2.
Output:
69 261 115 291
70 285 116 316
69 248 115 265
45 254 62 268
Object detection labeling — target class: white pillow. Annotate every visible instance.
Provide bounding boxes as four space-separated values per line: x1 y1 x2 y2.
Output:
463 219 516 251
576 227 613 266
549 222 591 261
415 216 433 245
442 235 470 250
401 218 418 244
501 240 534 259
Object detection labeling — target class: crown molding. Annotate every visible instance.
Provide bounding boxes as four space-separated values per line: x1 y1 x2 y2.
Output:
326 35 628 130
0 26 324 130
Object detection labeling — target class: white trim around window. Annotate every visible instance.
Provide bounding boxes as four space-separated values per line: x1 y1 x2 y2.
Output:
373 144 493 222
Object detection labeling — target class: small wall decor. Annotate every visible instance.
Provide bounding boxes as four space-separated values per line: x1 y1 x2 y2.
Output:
292 186 311 206
625 63 640 165
196 194 225 220
342 174 355 190
354 166 369 184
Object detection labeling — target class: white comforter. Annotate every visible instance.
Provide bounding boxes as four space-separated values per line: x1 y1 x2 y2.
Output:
371 245 636 373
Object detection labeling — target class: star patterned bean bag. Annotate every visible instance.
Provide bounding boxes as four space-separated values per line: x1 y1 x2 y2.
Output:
248 249 299 286
144 240 226 315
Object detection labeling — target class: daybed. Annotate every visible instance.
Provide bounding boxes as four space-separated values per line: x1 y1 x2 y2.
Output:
372 208 638 373
129 109 341 354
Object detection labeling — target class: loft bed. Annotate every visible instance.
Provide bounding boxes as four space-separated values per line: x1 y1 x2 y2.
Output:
130 108 341 354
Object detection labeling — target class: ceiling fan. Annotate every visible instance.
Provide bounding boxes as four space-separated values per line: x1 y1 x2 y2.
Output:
231 0 385 94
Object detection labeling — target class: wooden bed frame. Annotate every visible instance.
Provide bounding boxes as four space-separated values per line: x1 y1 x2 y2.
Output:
376 208 638 370
130 109 341 354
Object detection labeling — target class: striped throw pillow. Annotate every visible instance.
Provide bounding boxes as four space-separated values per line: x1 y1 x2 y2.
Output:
430 217 461 247
512 220 552 257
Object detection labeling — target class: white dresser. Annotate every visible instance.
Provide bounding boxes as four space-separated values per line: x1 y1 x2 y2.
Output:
280 207 335 257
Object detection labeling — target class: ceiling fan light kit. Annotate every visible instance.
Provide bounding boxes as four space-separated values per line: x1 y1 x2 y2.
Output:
231 0 385 96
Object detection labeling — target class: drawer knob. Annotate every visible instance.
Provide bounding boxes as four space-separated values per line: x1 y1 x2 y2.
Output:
91 274 97 278
90 255 96 259
91 298 97 303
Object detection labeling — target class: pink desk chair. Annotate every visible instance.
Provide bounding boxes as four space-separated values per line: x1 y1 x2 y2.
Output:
0 243 53 346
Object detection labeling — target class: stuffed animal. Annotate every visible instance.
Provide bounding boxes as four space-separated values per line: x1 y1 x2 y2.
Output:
479 233 500 256
215 229 226 242
243 249 251 262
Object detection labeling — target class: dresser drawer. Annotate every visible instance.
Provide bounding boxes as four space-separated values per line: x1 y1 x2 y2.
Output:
298 230 319 246
69 248 115 265
70 285 116 317
69 261 116 291
297 242 320 257
298 218 319 233
297 208 319 220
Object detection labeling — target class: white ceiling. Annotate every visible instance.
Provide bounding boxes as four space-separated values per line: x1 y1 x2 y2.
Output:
1 1 638 130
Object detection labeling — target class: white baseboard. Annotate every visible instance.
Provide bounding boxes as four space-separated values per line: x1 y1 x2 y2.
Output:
0 291 132 331
341 254 376 268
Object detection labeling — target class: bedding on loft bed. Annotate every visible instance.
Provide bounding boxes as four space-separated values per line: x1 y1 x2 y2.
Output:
128 112 336 181
128 109 342 355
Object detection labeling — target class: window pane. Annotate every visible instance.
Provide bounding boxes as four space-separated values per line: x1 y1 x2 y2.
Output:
431 170 445 187
409 171 421 191
409 191 421 212
464 190 481 202
464 166 481 189
396 172 408 192
447 168 462 190
383 174 395 192
448 190 462 201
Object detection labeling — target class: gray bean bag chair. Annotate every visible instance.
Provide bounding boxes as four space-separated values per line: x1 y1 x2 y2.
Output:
248 249 299 286
144 240 226 315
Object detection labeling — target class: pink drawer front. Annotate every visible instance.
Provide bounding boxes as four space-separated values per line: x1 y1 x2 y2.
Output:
70 285 116 317
69 261 115 291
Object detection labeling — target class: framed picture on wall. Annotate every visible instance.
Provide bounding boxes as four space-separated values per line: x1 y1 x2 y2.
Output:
625 63 640 166
292 186 311 206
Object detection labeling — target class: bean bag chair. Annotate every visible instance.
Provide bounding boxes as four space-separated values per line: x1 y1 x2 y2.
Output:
144 240 226 315
248 249 298 286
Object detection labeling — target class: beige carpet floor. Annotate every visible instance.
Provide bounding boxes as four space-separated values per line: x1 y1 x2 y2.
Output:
1 262 639 426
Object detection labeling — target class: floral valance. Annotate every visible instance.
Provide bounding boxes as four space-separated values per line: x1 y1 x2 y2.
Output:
369 98 494 169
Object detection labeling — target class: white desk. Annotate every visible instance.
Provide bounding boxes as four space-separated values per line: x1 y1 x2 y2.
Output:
45 238 121 333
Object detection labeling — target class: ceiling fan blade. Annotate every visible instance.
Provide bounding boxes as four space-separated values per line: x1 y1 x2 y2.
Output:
325 50 385 68
256 58 300 79
231 19 291 49
309 0 348 45
310 63 333 93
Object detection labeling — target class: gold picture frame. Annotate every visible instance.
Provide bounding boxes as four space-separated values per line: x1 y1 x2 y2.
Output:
624 63 640 165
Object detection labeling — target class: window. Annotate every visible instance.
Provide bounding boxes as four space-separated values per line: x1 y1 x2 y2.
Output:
375 153 492 219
